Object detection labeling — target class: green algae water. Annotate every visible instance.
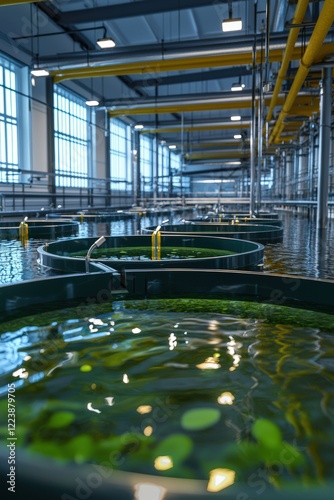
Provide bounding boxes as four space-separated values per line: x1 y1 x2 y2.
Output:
69 246 236 260
1 298 334 493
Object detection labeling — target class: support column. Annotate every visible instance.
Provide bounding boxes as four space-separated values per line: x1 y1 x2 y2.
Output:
133 130 141 206
317 66 332 228
249 0 257 215
298 135 308 199
285 151 294 200
104 110 111 207
46 77 56 208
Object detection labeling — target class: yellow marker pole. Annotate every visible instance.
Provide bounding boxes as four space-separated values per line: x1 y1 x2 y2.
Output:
151 226 162 260
157 230 161 260
151 231 156 260
19 220 29 243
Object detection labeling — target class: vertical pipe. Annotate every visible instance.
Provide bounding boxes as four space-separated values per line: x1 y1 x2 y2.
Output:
250 0 258 215
135 131 141 206
308 125 315 199
168 149 173 198
286 151 294 200
154 85 159 202
317 66 332 229
104 110 111 207
46 76 56 208
180 112 184 199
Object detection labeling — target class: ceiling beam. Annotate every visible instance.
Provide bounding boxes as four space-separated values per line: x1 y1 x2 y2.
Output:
57 0 229 25
130 67 252 88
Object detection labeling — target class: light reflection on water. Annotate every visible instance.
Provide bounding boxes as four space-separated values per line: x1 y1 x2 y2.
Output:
1 303 334 485
1 212 334 284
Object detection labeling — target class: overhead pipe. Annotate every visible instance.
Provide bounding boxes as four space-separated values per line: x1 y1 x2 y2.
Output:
184 151 250 161
107 90 317 107
107 93 315 117
141 121 251 134
266 0 311 124
39 33 308 69
50 44 334 83
269 0 334 145
0 0 46 5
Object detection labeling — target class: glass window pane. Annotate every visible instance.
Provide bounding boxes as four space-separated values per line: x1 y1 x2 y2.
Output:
54 85 88 188
0 56 19 183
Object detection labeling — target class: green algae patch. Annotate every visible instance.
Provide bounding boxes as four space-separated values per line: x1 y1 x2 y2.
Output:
69 246 236 260
123 298 334 332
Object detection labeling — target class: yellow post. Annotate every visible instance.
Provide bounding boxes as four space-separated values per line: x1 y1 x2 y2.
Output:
151 231 156 260
157 229 161 260
151 226 162 260
19 218 29 243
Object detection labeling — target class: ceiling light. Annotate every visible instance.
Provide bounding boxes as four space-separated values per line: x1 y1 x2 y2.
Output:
134 124 144 130
31 69 49 77
96 37 116 49
222 18 242 32
234 134 242 139
231 82 245 91
169 145 177 149
85 100 99 106
231 115 241 121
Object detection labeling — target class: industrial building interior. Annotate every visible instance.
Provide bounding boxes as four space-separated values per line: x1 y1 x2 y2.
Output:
0 0 333 227
2 3 334 500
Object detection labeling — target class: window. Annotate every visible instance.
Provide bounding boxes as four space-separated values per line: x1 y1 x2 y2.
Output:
0 56 19 183
140 135 152 193
110 119 132 192
54 86 89 187
159 144 169 193
170 151 191 196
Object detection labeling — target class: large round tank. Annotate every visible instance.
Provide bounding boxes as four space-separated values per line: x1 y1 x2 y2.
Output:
37 234 264 273
0 219 79 239
144 222 283 244
0 270 334 500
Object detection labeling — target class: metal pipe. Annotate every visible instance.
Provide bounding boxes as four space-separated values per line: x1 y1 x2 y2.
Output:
317 66 332 229
85 236 106 273
249 0 257 216
50 44 334 83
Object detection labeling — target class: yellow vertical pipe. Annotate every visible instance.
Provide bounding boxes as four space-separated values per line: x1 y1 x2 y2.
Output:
157 230 161 260
266 0 310 123
151 231 156 260
19 220 29 242
269 0 334 144
151 229 161 260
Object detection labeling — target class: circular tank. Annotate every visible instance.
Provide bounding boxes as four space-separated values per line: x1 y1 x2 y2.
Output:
144 222 283 244
0 219 80 239
37 234 264 273
182 216 283 227
0 270 334 500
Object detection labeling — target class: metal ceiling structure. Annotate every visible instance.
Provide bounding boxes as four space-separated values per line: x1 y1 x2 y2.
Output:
0 0 333 178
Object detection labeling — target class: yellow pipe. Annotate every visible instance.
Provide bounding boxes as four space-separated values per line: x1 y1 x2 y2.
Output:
0 0 46 5
108 95 315 117
18 220 29 242
266 0 311 123
151 230 161 260
51 44 334 83
270 0 334 145
141 123 251 134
